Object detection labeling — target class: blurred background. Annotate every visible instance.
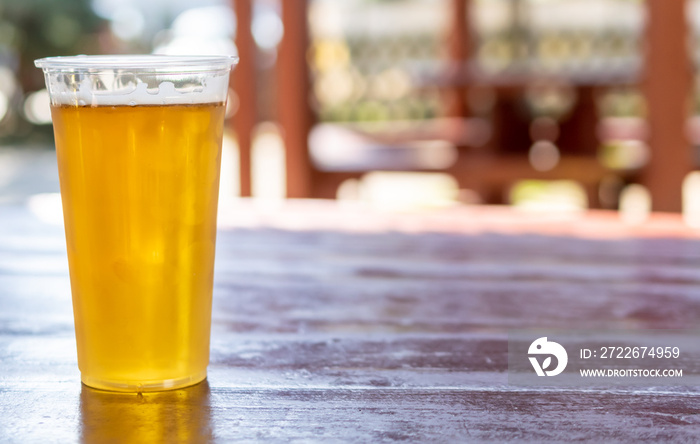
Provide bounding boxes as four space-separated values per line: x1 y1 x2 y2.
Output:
2 0 700 222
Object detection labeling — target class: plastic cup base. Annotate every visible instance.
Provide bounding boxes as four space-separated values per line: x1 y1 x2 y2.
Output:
81 370 208 393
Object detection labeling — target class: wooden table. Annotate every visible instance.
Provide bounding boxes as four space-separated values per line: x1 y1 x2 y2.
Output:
1 200 700 442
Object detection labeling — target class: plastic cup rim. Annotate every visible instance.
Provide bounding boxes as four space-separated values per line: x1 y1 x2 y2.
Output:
34 54 239 73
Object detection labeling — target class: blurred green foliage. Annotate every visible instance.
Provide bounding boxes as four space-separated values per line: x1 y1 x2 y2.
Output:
0 0 104 88
0 0 104 143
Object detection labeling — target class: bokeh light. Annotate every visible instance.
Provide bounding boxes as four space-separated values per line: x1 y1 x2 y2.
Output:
23 89 52 125
619 184 651 224
510 180 587 213
359 172 459 211
0 92 8 124
110 6 145 41
252 123 286 200
529 116 560 142
153 6 237 56
252 3 283 50
529 140 560 172
0 66 17 123
683 172 700 228
598 140 649 170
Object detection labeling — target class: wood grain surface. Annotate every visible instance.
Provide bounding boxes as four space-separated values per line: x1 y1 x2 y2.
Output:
1 201 699 442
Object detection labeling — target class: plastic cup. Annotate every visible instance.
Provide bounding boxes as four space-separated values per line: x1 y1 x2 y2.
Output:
35 55 238 392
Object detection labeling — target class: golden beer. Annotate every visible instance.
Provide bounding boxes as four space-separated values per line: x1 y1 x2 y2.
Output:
51 103 225 391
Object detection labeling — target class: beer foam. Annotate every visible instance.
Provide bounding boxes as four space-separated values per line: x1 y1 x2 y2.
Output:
49 75 230 106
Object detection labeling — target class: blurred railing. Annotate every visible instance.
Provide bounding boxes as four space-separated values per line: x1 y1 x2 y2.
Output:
253 0 692 214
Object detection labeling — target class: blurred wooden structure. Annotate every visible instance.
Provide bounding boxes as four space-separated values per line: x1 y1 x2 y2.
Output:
234 0 694 211
642 0 693 212
232 0 255 197
277 0 315 198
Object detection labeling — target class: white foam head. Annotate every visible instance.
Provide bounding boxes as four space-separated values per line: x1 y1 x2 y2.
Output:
49 76 231 106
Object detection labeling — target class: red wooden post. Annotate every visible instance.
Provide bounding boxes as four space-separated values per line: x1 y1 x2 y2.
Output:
447 0 470 118
277 0 314 198
232 0 255 197
642 0 693 212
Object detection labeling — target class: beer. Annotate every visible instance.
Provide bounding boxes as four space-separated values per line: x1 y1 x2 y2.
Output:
36 54 237 392
51 103 225 391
